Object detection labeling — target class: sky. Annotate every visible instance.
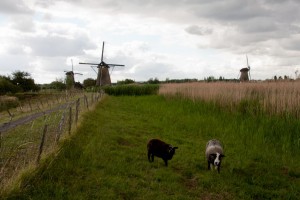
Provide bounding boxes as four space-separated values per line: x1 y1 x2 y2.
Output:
1 0 300 84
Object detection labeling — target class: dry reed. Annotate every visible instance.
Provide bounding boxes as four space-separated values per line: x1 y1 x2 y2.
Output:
159 81 300 118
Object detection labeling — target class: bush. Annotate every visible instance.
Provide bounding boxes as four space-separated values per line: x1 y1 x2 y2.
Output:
0 77 21 95
0 95 19 111
104 84 159 96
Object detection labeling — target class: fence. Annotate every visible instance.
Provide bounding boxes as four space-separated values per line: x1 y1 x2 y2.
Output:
0 91 102 191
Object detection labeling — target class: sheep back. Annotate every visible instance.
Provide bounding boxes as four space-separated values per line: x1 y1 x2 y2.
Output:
205 139 224 159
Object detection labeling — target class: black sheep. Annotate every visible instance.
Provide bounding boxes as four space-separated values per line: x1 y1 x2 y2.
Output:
147 139 178 166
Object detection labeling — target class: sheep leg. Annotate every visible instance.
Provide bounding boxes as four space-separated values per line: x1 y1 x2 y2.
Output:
151 155 154 162
164 159 168 166
148 151 154 162
208 161 211 170
148 151 150 162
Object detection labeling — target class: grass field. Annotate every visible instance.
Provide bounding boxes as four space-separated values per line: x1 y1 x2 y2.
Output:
3 95 300 199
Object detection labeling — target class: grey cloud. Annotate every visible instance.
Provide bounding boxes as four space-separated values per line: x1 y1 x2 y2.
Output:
0 0 33 14
185 25 212 35
7 32 96 57
28 34 95 57
10 16 35 32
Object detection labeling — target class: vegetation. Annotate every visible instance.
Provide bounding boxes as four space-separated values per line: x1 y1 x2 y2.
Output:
104 84 159 96
160 82 300 118
0 77 21 95
83 78 96 88
0 71 39 95
3 94 300 199
117 78 135 85
48 79 67 91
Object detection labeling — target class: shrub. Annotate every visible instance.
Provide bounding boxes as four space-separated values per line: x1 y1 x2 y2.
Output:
0 95 19 111
104 84 159 96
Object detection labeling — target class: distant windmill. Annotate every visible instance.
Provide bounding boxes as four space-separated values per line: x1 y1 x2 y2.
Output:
64 59 83 89
79 42 125 86
239 55 251 82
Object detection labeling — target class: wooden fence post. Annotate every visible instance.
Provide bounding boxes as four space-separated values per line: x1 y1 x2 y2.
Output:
84 95 89 110
29 101 33 112
56 111 66 143
7 110 13 121
75 98 80 126
68 107 72 135
36 125 47 165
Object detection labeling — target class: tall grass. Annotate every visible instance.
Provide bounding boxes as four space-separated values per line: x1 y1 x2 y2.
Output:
159 82 300 118
104 84 159 96
3 95 300 199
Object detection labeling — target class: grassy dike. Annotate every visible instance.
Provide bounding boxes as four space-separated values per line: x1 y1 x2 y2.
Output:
3 95 300 199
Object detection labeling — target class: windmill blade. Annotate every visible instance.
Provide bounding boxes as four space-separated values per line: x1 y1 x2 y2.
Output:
246 55 249 67
74 73 83 75
101 41 105 62
71 59 74 71
107 64 125 67
237 72 241 80
79 62 99 65
248 70 251 80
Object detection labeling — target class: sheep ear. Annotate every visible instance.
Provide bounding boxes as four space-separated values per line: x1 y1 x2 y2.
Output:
221 154 225 157
173 147 178 149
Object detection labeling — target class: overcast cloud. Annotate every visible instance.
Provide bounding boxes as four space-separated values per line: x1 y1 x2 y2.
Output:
0 0 300 84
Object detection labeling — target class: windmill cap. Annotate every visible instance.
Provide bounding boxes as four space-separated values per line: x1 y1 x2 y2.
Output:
240 67 249 72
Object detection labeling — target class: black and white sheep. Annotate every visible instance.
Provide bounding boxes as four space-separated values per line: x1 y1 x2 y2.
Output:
147 139 178 166
205 139 225 173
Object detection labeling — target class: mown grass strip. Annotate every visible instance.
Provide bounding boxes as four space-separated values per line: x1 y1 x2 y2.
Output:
3 95 300 199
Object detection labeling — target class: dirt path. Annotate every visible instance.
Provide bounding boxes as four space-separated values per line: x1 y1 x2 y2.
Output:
0 103 71 133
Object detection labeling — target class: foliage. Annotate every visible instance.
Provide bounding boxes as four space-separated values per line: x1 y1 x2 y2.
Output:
0 77 22 95
147 77 160 84
0 95 19 111
117 78 135 85
4 96 300 199
11 71 40 92
83 78 96 88
49 80 66 91
104 84 159 96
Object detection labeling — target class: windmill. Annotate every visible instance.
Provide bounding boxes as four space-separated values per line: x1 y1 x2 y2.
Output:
79 41 125 86
64 59 83 89
239 55 251 82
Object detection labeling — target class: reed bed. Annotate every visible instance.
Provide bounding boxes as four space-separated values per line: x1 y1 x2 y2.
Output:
159 81 300 118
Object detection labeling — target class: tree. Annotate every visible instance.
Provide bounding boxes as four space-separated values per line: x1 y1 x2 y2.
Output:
0 76 21 95
117 79 135 85
11 71 39 92
83 78 96 88
50 79 66 91
148 77 159 84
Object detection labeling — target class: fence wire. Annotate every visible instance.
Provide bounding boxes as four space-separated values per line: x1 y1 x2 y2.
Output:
0 92 102 190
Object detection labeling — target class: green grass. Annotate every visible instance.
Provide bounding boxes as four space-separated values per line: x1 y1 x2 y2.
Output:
3 95 300 199
104 84 159 96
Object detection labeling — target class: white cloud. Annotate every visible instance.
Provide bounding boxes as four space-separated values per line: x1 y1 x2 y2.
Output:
0 0 300 83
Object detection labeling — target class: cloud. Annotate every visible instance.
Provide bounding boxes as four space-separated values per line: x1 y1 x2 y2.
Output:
1 0 300 84
9 15 35 32
0 0 33 14
185 25 213 35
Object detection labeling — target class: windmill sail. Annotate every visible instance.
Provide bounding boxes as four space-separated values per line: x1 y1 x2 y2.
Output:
79 41 125 86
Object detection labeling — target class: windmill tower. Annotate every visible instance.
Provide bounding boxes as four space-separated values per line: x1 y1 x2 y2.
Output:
64 59 83 89
79 42 125 86
239 55 251 82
